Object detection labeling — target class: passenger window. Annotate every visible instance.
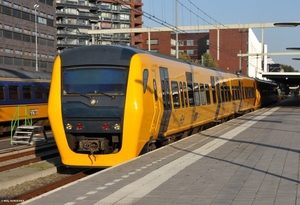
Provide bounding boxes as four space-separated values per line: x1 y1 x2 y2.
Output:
153 80 158 101
227 86 231 101
180 82 184 108
143 69 149 93
171 81 180 109
205 84 211 104
35 86 44 99
22 86 32 100
194 83 200 106
187 83 195 106
9 85 19 100
183 82 188 107
0 85 5 100
200 84 206 105
211 85 216 104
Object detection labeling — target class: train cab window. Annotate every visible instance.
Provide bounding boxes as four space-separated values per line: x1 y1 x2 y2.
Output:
180 82 184 108
22 86 32 100
35 86 44 99
205 84 211 104
0 85 4 100
171 81 180 109
194 83 200 106
200 84 206 105
211 85 217 104
9 85 19 100
143 69 149 93
187 83 195 106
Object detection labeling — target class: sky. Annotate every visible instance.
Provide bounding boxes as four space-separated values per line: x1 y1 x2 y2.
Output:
142 0 300 71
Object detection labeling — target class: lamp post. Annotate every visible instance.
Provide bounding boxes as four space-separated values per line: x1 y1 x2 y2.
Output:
34 4 39 71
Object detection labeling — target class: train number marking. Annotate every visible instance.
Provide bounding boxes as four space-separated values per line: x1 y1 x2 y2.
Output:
30 109 39 116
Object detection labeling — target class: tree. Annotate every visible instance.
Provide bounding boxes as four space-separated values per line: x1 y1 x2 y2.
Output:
178 52 192 61
281 64 298 72
202 53 218 68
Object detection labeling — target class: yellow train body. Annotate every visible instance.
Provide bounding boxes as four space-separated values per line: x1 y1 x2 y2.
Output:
49 45 277 167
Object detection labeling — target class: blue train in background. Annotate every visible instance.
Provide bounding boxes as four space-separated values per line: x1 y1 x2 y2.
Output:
0 68 51 134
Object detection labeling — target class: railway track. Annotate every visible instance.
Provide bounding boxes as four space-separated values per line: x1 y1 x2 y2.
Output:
0 169 100 205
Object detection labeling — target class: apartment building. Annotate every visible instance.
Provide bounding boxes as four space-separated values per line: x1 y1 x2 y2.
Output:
56 0 143 53
0 0 56 72
140 31 209 62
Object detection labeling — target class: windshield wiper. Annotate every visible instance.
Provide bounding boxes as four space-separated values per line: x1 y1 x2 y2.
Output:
94 91 115 99
65 91 115 99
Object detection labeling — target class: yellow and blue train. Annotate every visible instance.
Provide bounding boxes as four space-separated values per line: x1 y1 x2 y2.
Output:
0 68 51 134
48 45 278 167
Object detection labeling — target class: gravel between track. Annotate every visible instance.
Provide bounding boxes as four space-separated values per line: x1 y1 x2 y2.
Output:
0 168 82 199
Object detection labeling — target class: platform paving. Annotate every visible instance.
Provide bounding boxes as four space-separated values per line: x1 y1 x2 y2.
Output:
23 97 300 205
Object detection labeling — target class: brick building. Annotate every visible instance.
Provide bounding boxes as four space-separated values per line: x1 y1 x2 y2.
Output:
0 0 56 72
209 29 248 76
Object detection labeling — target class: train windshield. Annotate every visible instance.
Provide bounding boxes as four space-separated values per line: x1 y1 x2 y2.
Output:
63 67 128 94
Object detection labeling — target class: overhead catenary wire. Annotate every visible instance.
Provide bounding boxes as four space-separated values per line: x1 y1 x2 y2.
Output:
109 0 246 61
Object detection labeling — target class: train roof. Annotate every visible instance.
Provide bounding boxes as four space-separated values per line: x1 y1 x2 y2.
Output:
60 45 247 78
0 68 51 80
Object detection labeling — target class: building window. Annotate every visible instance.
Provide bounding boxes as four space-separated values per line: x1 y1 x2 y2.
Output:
186 40 194 46
147 39 158 45
120 14 129 21
178 40 184 46
4 25 12 30
22 6 29 12
186 50 194 55
3 1 11 6
13 3 20 9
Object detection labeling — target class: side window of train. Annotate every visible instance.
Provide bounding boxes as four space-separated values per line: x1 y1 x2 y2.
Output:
153 80 158 101
9 85 19 100
187 83 195 107
143 69 149 93
200 83 206 105
227 86 231 101
180 82 184 108
35 86 44 99
0 85 4 100
194 83 200 106
221 86 225 102
22 86 32 100
205 84 211 104
171 81 180 109
183 82 188 107
211 85 217 104
231 86 235 100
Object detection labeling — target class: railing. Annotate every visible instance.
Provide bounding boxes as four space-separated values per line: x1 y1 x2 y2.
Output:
10 105 32 145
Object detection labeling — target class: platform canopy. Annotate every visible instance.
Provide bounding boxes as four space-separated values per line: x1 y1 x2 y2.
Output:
262 72 300 85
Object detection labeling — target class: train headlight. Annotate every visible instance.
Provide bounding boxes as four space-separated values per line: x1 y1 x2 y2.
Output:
90 98 98 106
66 123 72 130
102 123 110 131
76 123 83 130
113 123 121 130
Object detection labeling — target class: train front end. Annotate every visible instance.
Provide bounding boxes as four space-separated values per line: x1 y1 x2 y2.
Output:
48 45 146 167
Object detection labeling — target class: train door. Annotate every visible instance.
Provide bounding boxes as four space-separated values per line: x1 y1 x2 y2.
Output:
158 67 171 136
149 70 160 136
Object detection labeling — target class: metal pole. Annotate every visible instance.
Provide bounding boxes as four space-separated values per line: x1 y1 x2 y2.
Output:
175 0 178 59
34 4 39 71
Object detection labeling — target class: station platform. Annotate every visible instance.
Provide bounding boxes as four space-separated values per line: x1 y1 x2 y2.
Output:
24 97 300 205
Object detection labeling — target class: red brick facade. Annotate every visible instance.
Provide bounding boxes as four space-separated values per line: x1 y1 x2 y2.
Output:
209 29 248 75
140 29 249 76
